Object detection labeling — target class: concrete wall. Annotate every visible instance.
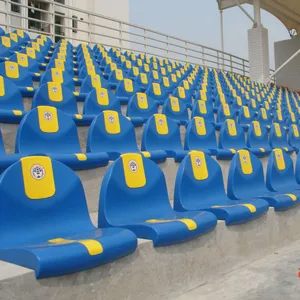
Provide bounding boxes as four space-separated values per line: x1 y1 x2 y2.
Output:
274 37 300 91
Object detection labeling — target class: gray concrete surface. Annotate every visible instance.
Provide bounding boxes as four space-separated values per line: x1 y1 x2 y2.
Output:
173 239 300 300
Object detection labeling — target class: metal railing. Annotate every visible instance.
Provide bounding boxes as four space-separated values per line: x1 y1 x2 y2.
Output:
0 0 251 76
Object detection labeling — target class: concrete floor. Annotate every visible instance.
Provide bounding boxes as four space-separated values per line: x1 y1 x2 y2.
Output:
173 239 300 300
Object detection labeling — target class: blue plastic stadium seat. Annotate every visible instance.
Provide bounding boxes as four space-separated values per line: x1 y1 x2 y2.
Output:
20 46 48 64
227 150 299 211
142 114 189 162
172 86 192 108
0 155 137 278
191 100 215 124
162 97 189 126
149 70 161 83
126 92 158 126
83 87 121 117
237 106 255 130
16 106 109 170
266 149 300 198
40 68 78 91
108 69 125 89
269 123 294 153
32 82 93 126
115 78 140 105
87 111 166 163
9 52 41 75
215 103 235 130
136 72 151 91
273 110 286 126
246 121 271 157
146 82 168 105
46 59 78 76
0 61 35 97
256 108 272 130
218 119 247 159
184 117 234 158
0 76 26 124
13 29 30 44
98 153 217 246
80 73 110 94
288 124 300 152
160 76 172 93
174 151 269 225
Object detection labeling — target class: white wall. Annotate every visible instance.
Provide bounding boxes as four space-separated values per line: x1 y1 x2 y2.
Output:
274 37 300 90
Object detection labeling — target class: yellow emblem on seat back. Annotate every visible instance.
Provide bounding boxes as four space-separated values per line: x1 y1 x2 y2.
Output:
170 97 180 112
252 121 262 137
0 76 5 96
121 153 146 188
162 76 170 87
115 69 123 81
154 114 168 135
227 119 237 136
124 79 133 92
37 106 59 133
96 88 109 105
26 47 36 59
261 108 267 120
178 87 186 99
243 106 250 118
21 156 56 200
194 117 206 136
137 93 148 109
198 100 207 114
1 36 11 48
48 82 63 102
51 68 63 83
223 103 230 117
140 73 148 84
189 151 208 180
274 123 282 137
274 149 285 170
91 74 102 89
238 150 253 175
103 110 120 134
292 124 299 138
153 83 162 96
5 62 19 79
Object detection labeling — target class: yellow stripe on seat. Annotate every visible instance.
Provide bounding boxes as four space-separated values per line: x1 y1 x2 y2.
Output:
229 148 236 154
13 110 22 116
75 153 87 161
141 151 151 158
285 194 297 201
211 204 256 213
49 238 103 256
74 114 83 119
146 218 197 230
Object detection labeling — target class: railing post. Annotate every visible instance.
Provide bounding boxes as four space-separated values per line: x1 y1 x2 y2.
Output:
51 1 55 42
5 0 9 32
88 13 92 46
144 29 147 55
202 46 205 66
230 55 233 73
243 60 246 76
119 22 123 51
185 41 188 63
217 51 220 70
166 35 169 59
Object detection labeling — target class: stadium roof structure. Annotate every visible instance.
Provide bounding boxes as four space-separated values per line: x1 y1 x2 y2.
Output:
218 0 300 36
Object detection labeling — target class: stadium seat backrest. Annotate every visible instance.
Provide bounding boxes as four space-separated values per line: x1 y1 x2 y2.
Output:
9 52 39 73
162 97 189 123
219 119 246 149
0 156 93 246
127 92 158 119
32 82 78 114
146 82 168 101
256 107 272 127
238 105 254 125
40 68 75 90
174 151 226 211
191 100 214 122
80 73 109 93
0 76 24 111
16 106 81 155
288 124 300 150
98 153 173 227
0 61 33 87
115 78 139 99
247 121 269 149
83 87 121 115
266 149 297 192
227 150 266 199
269 123 289 148
87 111 138 154
184 117 217 150
141 114 182 152
216 103 235 124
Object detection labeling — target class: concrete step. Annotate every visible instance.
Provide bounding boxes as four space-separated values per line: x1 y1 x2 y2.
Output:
1 207 300 300
173 239 300 300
